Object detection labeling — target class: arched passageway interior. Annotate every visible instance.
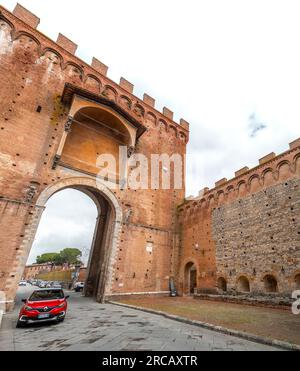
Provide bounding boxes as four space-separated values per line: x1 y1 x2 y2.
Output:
26 185 116 302
184 263 197 295
237 276 250 293
264 275 278 293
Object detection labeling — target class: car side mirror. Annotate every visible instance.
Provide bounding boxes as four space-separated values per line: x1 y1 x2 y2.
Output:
22 299 27 303
65 296 70 300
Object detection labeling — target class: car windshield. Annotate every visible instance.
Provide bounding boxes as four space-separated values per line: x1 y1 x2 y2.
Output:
29 290 64 301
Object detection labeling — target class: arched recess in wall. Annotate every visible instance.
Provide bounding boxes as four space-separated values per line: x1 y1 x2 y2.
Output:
263 275 278 293
237 276 250 293
183 262 198 295
119 95 132 111
226 186 235 202
237 181 247 198
217 191 225 205
262 168 275 188
295 274 300 289
40 48 63 75
277 161 291 181
217 277 227 292
102 85 118 102
249 175 261 193
13 31 40 63
294 154 300 175
85 74 102 94
61 105 133 181
63 62 83 85
146 112 157 127
159 119 168 133
0 14 15 35
208 195 215 208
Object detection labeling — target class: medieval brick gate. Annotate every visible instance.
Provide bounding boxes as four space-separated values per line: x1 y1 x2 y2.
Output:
1 4 300 312
0 5 189 310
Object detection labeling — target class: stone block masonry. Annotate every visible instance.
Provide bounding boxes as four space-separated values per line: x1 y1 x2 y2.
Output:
177 142 300 297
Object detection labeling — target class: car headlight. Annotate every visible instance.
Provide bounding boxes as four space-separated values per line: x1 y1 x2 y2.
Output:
25 306 33 311
58 303 65 308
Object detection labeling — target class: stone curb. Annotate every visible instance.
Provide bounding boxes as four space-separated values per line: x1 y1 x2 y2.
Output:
0 313 15 351
109 301 300 352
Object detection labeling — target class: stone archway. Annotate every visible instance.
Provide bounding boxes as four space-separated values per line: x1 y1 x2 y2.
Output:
184 262 198 296
6 176 122 306
237 276 250 293
264 275 278 293
217 277 227 293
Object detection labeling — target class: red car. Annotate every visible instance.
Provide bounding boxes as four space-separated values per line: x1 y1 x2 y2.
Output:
17 289 69 328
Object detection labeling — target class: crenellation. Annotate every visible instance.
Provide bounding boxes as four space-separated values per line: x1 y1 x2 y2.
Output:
56 33 78 55
0 5 189 137
215 178 228 188
119 77 134 94
198 188 210 197
91 57 108 76
235 167 249 178
143 93 155 108
180 119 190 131
163 107 174 121
13 3 39 29
289 137 300 150
259 152 276 165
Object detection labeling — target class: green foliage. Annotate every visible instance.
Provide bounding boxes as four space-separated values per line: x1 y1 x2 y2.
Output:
57 248 82 265
36 248 82 266
36 253 59 265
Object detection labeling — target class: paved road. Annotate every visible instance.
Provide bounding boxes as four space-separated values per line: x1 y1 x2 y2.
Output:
0 287 279 351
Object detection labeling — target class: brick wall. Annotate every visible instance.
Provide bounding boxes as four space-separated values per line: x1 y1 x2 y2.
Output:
178 144 300 296
0 5 188 306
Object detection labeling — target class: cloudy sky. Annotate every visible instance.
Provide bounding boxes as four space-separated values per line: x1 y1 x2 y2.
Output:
27 190 98 264
3 0 298 262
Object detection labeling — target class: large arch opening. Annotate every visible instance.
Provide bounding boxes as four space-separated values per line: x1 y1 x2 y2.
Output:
264 275 278 293
184 262 197 295
25 189 98 287
12 177 123 306
23 185 116 301
237 276 250 293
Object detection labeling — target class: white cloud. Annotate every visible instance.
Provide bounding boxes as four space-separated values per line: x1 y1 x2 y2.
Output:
27 189 97 265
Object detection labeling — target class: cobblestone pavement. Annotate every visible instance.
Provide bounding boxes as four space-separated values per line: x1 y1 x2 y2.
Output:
0 287 279 351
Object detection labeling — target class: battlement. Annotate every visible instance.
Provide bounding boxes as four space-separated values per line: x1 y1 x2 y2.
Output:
1 3 190 138
180 138 300 211
13 3 39 29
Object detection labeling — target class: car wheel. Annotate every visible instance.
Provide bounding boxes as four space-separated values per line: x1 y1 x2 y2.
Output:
16 320 26 328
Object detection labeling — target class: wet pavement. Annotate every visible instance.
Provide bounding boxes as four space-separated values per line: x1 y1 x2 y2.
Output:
0 287 279 351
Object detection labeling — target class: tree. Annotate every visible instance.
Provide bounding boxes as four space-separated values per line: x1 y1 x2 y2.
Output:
56 248 82 266
36 248 82 266
36 253 60 265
